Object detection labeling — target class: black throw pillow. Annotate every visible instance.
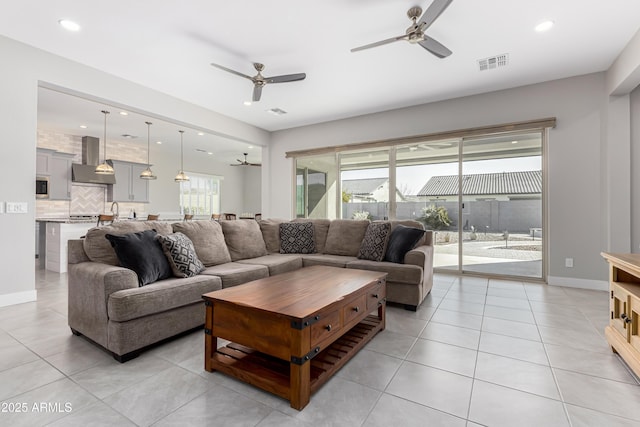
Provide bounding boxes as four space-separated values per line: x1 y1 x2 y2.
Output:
105 229 172 286
384 225 426 264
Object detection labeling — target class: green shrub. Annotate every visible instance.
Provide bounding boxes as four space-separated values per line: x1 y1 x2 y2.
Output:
418 205 451 230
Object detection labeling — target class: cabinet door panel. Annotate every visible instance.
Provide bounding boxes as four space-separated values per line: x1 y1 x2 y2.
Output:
49 156 72 200
130 164 149 202
110 163 132 202
611 283 630 341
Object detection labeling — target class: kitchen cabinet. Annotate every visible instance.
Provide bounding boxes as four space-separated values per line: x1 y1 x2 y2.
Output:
107 160 149 203
49 152 75 200
36 148 56 176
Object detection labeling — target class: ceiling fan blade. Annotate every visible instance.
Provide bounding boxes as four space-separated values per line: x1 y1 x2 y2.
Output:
351 35 407 52
252 85 263 102
418 37 452 58
418 0 453 31
265 73 306 84
210 63 253 80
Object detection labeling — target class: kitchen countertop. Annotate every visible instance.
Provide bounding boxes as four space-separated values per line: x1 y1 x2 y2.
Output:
36 217 185 224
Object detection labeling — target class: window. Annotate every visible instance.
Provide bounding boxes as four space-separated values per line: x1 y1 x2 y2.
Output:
179 172 221 215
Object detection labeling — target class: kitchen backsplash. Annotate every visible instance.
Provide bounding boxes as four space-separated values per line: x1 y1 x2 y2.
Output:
36 130 148 218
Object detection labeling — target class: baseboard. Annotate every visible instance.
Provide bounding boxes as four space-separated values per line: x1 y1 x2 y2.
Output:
0 290 37 308
547 275 608 292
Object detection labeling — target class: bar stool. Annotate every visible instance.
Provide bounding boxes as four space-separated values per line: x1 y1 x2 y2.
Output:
96 214 114 227
183 214 193 221
223 213 237 220
147 214 160 220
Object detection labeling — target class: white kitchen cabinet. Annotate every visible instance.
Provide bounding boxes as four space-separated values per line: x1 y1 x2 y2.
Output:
107 160 149 203
45 222 94 273
49 152 75 200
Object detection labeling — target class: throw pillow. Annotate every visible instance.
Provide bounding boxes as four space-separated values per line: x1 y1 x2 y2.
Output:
357 222 391 261
280 222 315 254
384 225 426 264
105 229 172 286
156 232 205 278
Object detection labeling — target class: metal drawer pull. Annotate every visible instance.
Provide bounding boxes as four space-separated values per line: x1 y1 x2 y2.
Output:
372 294 379 298
325 324 332 332
621 313 632 324
353 306 360 312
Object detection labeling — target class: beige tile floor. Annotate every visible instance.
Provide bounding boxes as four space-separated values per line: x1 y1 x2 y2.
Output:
1 268 640 426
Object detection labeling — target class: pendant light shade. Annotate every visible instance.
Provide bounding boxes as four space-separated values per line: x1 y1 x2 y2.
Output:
140 121 157 180
174 130 190 182
95 110 115 175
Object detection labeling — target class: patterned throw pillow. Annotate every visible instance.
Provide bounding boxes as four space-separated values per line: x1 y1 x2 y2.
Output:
279 222 315 254
156 232 205 278
358 222 391 261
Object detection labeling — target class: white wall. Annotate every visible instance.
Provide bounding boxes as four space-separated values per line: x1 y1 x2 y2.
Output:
242 166 262 215
0 35 269 306
631 86 640 252
268 73 609 283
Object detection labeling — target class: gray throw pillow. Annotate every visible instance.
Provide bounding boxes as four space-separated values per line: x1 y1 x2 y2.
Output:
358 222 391 261
156 232 205 278
280 222 315 254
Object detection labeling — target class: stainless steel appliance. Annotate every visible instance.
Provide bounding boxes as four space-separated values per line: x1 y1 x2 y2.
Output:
36 176 49 198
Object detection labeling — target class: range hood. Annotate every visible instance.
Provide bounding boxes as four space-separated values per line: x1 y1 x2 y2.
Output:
71 136 116 184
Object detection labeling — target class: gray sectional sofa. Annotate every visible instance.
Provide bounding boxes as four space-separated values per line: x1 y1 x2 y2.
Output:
67 218 434 361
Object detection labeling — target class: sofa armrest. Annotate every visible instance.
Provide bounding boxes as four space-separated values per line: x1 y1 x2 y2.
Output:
404 244 434 295
68 262 138 348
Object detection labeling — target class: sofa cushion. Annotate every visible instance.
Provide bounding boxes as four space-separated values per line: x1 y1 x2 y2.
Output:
292 219 331 253
358 222 391 261
301 254 358 268
201 262 269 288
384 225 426 264
324 219 370 256
258 219 287 253
220 220 268 261
84 221 173 265
156 232 205 278
280 222 315 254
346 260 422 285
237 254 303 276
108 274 222 322
105 230 172 286
172 220 231 267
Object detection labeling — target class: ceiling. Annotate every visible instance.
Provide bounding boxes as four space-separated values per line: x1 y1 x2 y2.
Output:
2 1 640 135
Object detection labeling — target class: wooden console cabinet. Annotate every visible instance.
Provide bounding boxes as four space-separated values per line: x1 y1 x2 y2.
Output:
601 252 640 378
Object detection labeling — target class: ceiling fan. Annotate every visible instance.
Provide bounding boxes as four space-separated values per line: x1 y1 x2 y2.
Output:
231 153 261 167
210 62 306 102
351 0 453 58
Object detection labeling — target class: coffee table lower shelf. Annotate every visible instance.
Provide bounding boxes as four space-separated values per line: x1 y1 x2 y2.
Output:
207 315 383 404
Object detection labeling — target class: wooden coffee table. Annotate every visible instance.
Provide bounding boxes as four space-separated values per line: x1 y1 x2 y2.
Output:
202 265 387 410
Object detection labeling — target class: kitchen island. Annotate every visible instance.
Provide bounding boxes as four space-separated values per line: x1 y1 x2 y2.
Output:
36 218 97 273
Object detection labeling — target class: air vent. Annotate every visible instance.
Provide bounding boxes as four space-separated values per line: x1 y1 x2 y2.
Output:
121 134 138 139
267 108 287 116
478 54 509 71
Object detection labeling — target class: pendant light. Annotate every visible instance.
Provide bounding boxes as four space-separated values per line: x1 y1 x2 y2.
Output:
139 121 157 180
174 130 189 182
95 110 115 175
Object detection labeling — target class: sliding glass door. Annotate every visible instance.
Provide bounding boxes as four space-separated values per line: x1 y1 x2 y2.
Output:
291 125 546 281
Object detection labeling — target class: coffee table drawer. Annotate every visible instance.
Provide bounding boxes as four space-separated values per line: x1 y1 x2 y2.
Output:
311 309 341 346
343 294 367 325
367 280 386 311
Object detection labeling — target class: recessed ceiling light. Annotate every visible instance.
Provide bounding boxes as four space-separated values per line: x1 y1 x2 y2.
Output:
198 132 204 136
156 141 162 144
79 125 87 129
248 146 253 149
535 20 554 32
243 101 252 106
512 140 518 144
58 19 81 32
207 152 213 155
119 111 128 116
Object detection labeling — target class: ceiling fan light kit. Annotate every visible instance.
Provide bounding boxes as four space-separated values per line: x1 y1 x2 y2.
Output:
350 0 453 58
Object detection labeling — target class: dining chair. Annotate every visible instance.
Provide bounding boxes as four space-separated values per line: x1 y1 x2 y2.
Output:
147 214 160 220
223 213 237 220
254 213 262 220
183 214 194 221
212 214 221 221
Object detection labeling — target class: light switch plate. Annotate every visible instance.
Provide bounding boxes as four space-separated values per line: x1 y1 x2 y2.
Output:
6 202 28 214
